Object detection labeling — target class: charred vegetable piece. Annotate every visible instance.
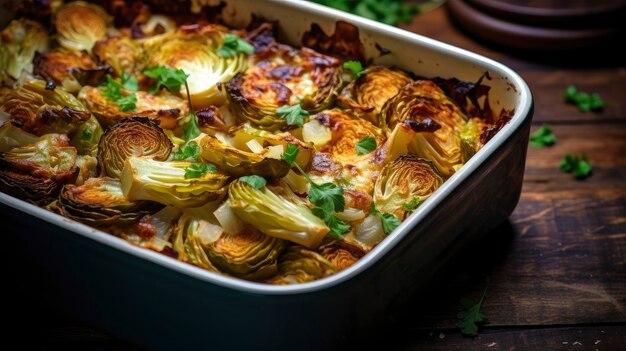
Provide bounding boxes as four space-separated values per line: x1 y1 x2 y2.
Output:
0 80 91 136
265 246 337 285
373 155 443 220
338 66 412 125
319 240 366 271
0 19 49 86
0 122 38 152
381 80 469 177
199 134 290 179
33 49 111 93
78 86 187 128
97 117 172 178
121 157 229 208
55 1 110 52
142 24 248 107
58 177 163 227
92 36 142 76
228 179 330 249
223 44 341 131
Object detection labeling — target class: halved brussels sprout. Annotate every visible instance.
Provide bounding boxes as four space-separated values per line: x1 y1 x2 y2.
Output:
0 134 78 204
373 155 444 220
142 24 247 107
228 179 329 248
0 122 38 152
313 109 385 162
33 49 110 92
196 106 227 134
337 66 412 125
78 86 188 128
381 80 469 177
97 117 172 178
173 213 221 271
0 19 49 86
320 240 367 271
92 36 141 76
460 117 489 158
134 15 177 38
229 124 313 170
70 116 103 156
0 80 91 136
121 157 229 208
57 177 163 227
223 45 341 131
265 246 337 285
75 154 98 185
199 134 290 179
55 1 111 52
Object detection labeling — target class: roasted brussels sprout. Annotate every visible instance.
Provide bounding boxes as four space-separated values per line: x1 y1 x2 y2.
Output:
55 2 111 52
319 240 366 271
0 122 38 152
78 86 187 128
0 134 78 204
92 36 142 76
381 80 469 177
142 24 248 107
0 80 91 136
97 117 172 178
314 109 385 161
338 66 412 125
223 45 341 131
33 49 111 92
173 213 221 271
121 157 229 208
199 134 290 179
0 19 49 86
228 179 329 248
70 116 103 156
265 246 337 285
373 155 444 220
57 177 163 227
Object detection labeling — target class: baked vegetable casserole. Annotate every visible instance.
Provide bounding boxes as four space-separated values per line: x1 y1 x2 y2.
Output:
0 0 507 284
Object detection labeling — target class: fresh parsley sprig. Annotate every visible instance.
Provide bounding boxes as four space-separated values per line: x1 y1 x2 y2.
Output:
402 196 422 212
281 143 350 239
356 136 376 155
99 74 137 112
143 66 200 142
564 85 604 112
171 141 201 161
560 153 592 179
343 60 365 77
276 103 310 128
184 163 216 179
369 202 401 234
457 283 489 337
240 175 267 189
529 124 556 148
217 34 255 58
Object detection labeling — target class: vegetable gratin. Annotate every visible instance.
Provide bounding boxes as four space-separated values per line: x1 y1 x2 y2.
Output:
0 0 509 284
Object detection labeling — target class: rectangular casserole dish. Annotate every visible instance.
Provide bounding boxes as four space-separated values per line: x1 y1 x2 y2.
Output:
0 0 533 349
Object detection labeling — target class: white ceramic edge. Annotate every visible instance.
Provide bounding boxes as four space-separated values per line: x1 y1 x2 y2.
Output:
0 0 532 295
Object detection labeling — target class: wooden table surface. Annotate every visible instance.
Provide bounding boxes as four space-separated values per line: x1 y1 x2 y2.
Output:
2 4 625 351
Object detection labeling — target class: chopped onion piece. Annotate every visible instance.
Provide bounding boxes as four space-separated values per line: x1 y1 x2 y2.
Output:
214 200 245 234
246 139 263 153
302 119 331 147
335 208 366 222
265 144 284 159
283 169 309 194
152 206 181 240
354 214 385 247
196 220 223 245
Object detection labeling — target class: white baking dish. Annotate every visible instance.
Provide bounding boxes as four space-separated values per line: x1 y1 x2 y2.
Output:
0 0 532 349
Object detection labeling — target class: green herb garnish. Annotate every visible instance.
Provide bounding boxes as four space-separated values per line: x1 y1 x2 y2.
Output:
343 60 365 77
171 141 201 161
564 85 604 112
217 34 255 58
369 202 401 234
144 66 189 93
312 0 420 25
457 283 489 337
184 163 216 179
560 153 592 179
239 175 267 189
529 124 556 148
120 72 138 91
276 103 310 128
356 136 377 155
99 74 137 112
402 196 422 212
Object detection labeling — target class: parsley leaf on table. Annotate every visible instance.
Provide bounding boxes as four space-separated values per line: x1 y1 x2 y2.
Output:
171 141 201 161
457 283 489 337
239 175 267 189
529 124 556 148
343 60 365 77
369 202 401 234
217 34 255 58
184 163 216 179
356 135 377 155
560 154 592 179
564 85 604 112
276 103 309 128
